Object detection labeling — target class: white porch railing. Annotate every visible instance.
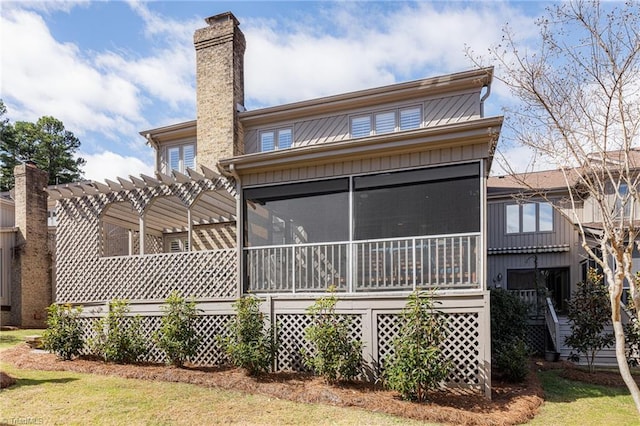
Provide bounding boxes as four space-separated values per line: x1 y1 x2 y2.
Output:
545 297 560 352
245 233 480 293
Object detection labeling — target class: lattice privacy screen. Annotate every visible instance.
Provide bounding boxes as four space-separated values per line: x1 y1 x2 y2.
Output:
275 313 363 371
74 303 484 390
377 312 481 385
55 180 238 303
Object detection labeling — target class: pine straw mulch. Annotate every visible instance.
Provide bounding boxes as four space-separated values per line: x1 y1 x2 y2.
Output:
0 344 546 426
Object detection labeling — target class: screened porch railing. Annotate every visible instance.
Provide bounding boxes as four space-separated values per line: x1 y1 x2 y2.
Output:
245 233 480 293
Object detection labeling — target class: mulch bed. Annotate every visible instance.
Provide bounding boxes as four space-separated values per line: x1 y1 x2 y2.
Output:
1 344 545 425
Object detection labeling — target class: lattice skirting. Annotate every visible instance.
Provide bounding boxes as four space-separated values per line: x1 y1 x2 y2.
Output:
526 323 546 356
74 298 487 393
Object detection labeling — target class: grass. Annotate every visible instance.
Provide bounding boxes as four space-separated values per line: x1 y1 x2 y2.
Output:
0 329 427 426
527 370 638 425
0 328 44 350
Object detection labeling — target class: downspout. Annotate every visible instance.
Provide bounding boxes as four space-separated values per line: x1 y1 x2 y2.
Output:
480 82 491 117
218 162 243 298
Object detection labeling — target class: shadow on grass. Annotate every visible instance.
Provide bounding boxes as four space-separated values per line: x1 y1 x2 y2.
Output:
12 377 80 388
0 335 25 347
537 370 630 403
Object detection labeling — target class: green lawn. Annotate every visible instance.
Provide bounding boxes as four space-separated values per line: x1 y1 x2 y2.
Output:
0 329 426 426
527 371 638 425
1 329 638 425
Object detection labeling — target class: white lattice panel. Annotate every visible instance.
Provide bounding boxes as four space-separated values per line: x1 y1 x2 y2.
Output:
275 313 363 372
55 178 238 304
377 312 481 386
78 314 232 365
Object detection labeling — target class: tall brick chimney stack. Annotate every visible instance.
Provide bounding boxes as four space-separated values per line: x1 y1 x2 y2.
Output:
194 12 246 169
12 162 51 327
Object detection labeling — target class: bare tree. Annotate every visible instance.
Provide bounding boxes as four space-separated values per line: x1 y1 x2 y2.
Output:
469 0 640 412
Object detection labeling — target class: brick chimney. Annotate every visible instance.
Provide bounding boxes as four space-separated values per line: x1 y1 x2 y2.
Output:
12 162 51 327
194 12 246 168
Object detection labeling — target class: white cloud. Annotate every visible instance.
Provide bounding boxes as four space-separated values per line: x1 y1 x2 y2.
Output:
0 8 144 137
81 151 154 183
242 2 538 108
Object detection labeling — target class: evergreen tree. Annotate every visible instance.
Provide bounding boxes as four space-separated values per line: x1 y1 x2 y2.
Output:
0 100 85 190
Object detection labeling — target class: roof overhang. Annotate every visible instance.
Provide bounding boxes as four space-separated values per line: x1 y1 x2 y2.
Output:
220 116 503 176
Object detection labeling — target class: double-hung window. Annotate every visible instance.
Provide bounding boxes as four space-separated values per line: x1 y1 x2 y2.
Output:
260 127 293 152
166 144 195 173
350 106 422 138
506 202 553 234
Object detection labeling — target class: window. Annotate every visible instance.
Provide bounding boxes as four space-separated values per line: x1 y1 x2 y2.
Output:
615 183 631 218
168 236 190 252
350 106 422 138
506 202 553 234
166 144 195 173
260 127 293 151
399 107 421 130
350 116 371 138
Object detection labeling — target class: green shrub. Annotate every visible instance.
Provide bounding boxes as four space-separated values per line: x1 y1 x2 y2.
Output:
89 299 146 364
384 290 451 401
153 291 201 367
565 268 614 373
303 286 362 383
42 303 84 360
490 287 530 382
219 295 276 375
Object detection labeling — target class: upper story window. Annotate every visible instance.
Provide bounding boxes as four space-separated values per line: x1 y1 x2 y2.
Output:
350 106 422 138
506 202 553 234
261 127 293 151
167 144 195 173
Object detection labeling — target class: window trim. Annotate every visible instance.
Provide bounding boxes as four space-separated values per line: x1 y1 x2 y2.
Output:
164 143 196 174
260 126 294 152
349 104 423 138
505 201 554 234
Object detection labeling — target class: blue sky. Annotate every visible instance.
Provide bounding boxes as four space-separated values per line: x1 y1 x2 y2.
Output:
1 1 550 182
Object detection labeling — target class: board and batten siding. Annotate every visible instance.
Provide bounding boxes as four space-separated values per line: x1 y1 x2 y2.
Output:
487 198 584 288
242 91 482 155
240 143 489 187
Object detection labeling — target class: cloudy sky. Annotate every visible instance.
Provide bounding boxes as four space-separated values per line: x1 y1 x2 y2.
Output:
1 0 548 182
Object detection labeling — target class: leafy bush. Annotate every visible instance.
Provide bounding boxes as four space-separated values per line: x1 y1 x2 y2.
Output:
42 303 84 360
219 295 276 375
89 299 146 364
490 287 530 382
384 290 452 401
303 286 362 383
565 269 614 373
153 291 201 367
624 318 640 367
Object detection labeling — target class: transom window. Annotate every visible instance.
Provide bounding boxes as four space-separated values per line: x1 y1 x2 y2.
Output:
166 144 195 173
506 202 553 234
260 127 293 152
350 106 422 138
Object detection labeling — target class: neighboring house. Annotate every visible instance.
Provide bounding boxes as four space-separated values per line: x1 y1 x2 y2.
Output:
46 12 502 395
0 193 16 325
487 156 640 364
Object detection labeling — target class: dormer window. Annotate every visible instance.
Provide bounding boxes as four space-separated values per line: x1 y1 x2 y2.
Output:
350 106 422 138
261 127 293 152
166 144 195 173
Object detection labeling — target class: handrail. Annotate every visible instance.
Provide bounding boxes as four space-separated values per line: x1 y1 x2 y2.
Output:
545 297 560 352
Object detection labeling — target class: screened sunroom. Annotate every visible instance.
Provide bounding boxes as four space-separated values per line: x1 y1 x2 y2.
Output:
243 162 482 293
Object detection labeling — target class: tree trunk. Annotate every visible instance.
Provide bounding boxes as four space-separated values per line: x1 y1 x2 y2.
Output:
612 318 640 413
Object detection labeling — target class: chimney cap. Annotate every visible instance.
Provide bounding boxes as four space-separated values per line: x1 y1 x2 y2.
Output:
204 11 239 27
